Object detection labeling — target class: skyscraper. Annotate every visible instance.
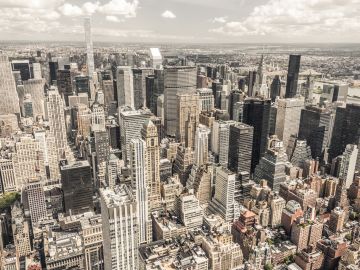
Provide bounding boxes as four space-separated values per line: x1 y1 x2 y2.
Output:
61 161 94 215
84 17 95 78
270 75 281 102
242 98 271 172
141 120 161 212
0 55 20 115
275 97 304 148
285 55 301 98
100 185 138 270
116 66 134 108
176 93 199 148
130 139 151 244
25 180 47 224
228 123 254 174
133 68 154 109
164 66 197 136
338 144 358 188
194 124 210 166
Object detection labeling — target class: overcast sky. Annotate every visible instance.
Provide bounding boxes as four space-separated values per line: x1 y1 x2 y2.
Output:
0 0 359 43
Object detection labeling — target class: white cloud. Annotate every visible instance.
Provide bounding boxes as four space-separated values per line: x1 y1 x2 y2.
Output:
209 0 360 38
161 10 176 19
0 0 64 9
58 3 83 16
106 15 121 22
82 2 100 15
98 0 139 18
212 16 227 23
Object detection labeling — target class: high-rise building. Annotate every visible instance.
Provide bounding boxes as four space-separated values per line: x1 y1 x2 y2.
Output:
84 17 95 78
174 192 203 229
25 180 47 224
0 159 17 192
285 55 301 98
141 120 161 211
299 105 335 160
194 124 210 166
164 66 197 136
338 144 358 188
46 88 73 161
119 108 152 162
0 55 20 115
149 48 162 68
100 185 138 270
270 75 281 102
11 59 31 81
61 161 94 215
211 120 237 165
197 88 214 112
228 123 254 174
275 97 304 148
176 93 199 148
130 139 151 244
254 136 288 192
173 146 194 186
247 70 257 97
133 68 154 109
208 166 240 222
23 94 33 118
242 98 271 172
57 69 74 106
23 79 45 117
116 66 134 108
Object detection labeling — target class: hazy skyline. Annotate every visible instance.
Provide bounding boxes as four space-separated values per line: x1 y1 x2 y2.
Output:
0 0 359 43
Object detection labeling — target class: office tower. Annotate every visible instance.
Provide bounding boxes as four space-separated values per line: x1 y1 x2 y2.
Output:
57 69 74 106
99 70 115 105
247 70 257 97
130 139 151 244
270 75 281 102
76 104 92 137
46 89 73 161
84 17 94 78
197 74 207 88
116 66 134 108
141 120 162 212
299 105 335 160
174 192 203 229
275 97 304 149
32 62 42 79
242 98 271 172
269 195 286 227
149 48 162 68
208 166 240 222
173 146 194 186
194 124 210 166
285 55 301 98
94 130 110 166
11 59 31 81
61 161 93 215
338 144 358 188
164 66 197 136
119 108 152 162
211 120 236 165
74 75 90 95
49 61 59 83
133 68 154 109
91 103 106 131
0 55 20 115
176 93 199 148
334 178 349 209
254 136 287 192
228 123 254 174
289 138 312 169
0 159 17 192
332 83 348 103
100 185 138 270
229 90 244 119
23 94 33 118
25 181 47 224
13 137 46 187
23 79 45 117
146 69 164 114
197 88 214 112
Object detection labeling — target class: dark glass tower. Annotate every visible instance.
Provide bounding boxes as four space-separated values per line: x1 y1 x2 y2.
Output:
270 75 281 102
247 71 257 97
242 98 271 173
285 55 301 98
228 123 254 174
61 161 94 215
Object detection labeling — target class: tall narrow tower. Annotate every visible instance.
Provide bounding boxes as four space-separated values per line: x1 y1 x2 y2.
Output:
0 55 20 115
285 55 301 98
84 17 94 78
141 120 161 211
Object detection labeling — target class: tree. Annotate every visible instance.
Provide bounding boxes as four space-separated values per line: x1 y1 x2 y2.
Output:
264 263 273 270
0 192 20 211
